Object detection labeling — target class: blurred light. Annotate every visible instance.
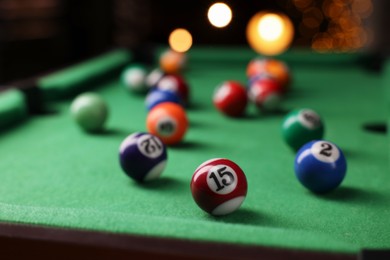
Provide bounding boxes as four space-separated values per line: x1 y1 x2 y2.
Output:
168 28 193 53
302 7 323 28
258 14 284 41
246 12 294 56
207 3 232 28
351 0 373 18
293 0 313 10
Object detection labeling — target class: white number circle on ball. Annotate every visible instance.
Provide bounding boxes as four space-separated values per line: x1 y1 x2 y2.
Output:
158 77 178 92
137 134 164 158
207 165 237 195
157 116 177 136
298 109 321 130
311 141 340 163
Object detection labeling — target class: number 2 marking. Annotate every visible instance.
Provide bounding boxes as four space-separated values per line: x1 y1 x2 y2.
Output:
319 143 332 157
209 166 235 191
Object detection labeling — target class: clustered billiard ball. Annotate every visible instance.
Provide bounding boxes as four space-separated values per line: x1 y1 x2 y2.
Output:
159 49 187 75
190 158 248 216
145 88 182 111
213 81 248 117
121 64 148 93
155 74 190 106
248 76 283 112
119 132 167 182
70 92 108 132
212 57 292 117
294 140 347 193
247 57 291 92
147 102 188 145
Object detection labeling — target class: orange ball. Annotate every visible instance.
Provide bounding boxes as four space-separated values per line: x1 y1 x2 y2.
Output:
159 49 187 74
247 58 291 92
146 102 188 145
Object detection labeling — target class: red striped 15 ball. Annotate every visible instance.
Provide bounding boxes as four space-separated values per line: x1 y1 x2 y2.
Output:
119 132 167 182
213 81 248 117
190 158 248 216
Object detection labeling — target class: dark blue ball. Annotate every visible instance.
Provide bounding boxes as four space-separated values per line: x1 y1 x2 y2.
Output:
119 132 167 182
294 140 347 193
145 89 181 111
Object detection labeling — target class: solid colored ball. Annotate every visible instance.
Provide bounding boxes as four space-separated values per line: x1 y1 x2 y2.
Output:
145 88 182 111
248 77 283 112
247 58 291 92
119 132 167 182
146 102 188 145
294 140 347 193
190 158 248 216
121 64 148 93
159 49 187 74
70 92 108 132
213 81 248 117
282 108 324 151
155 74 190 106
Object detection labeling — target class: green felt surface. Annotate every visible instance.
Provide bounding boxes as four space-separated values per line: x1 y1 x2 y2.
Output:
0 48 389 255
0 89 28 129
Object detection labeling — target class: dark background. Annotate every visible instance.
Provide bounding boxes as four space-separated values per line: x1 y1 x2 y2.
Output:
0 0 388 83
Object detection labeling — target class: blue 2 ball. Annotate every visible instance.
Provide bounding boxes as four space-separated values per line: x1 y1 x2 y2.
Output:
119 132 167 182
294 140 347 193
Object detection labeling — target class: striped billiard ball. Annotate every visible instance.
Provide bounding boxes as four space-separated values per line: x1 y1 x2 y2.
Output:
282 108 324 151
191 158 248 216
119 132 167 182
294 140 347 193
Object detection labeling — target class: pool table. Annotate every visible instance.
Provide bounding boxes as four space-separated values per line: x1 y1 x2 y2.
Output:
0 46 389 259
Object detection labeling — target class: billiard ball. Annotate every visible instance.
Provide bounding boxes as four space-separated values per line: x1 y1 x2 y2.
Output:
121 64 148 93
146 102 188 145
294 140 347 193
282 108 324 151
247 58 291 92
190 158 248 216
155 74 190 106
70 92 108 132
145 68 165 89
213 81 248 117
248 77 283 112
145 88 182 111
159 49 187 74
119 132 167 182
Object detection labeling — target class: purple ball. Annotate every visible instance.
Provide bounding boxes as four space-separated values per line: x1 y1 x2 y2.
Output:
119 132 167 182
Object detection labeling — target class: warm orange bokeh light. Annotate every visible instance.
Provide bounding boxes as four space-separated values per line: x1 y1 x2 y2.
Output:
168 28 193 53
246 12 294 56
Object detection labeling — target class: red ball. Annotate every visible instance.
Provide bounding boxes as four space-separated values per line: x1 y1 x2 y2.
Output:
247 58 291 92
155 74 190 106
248 77 283 112
190 158 248 216
213 81 248 117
